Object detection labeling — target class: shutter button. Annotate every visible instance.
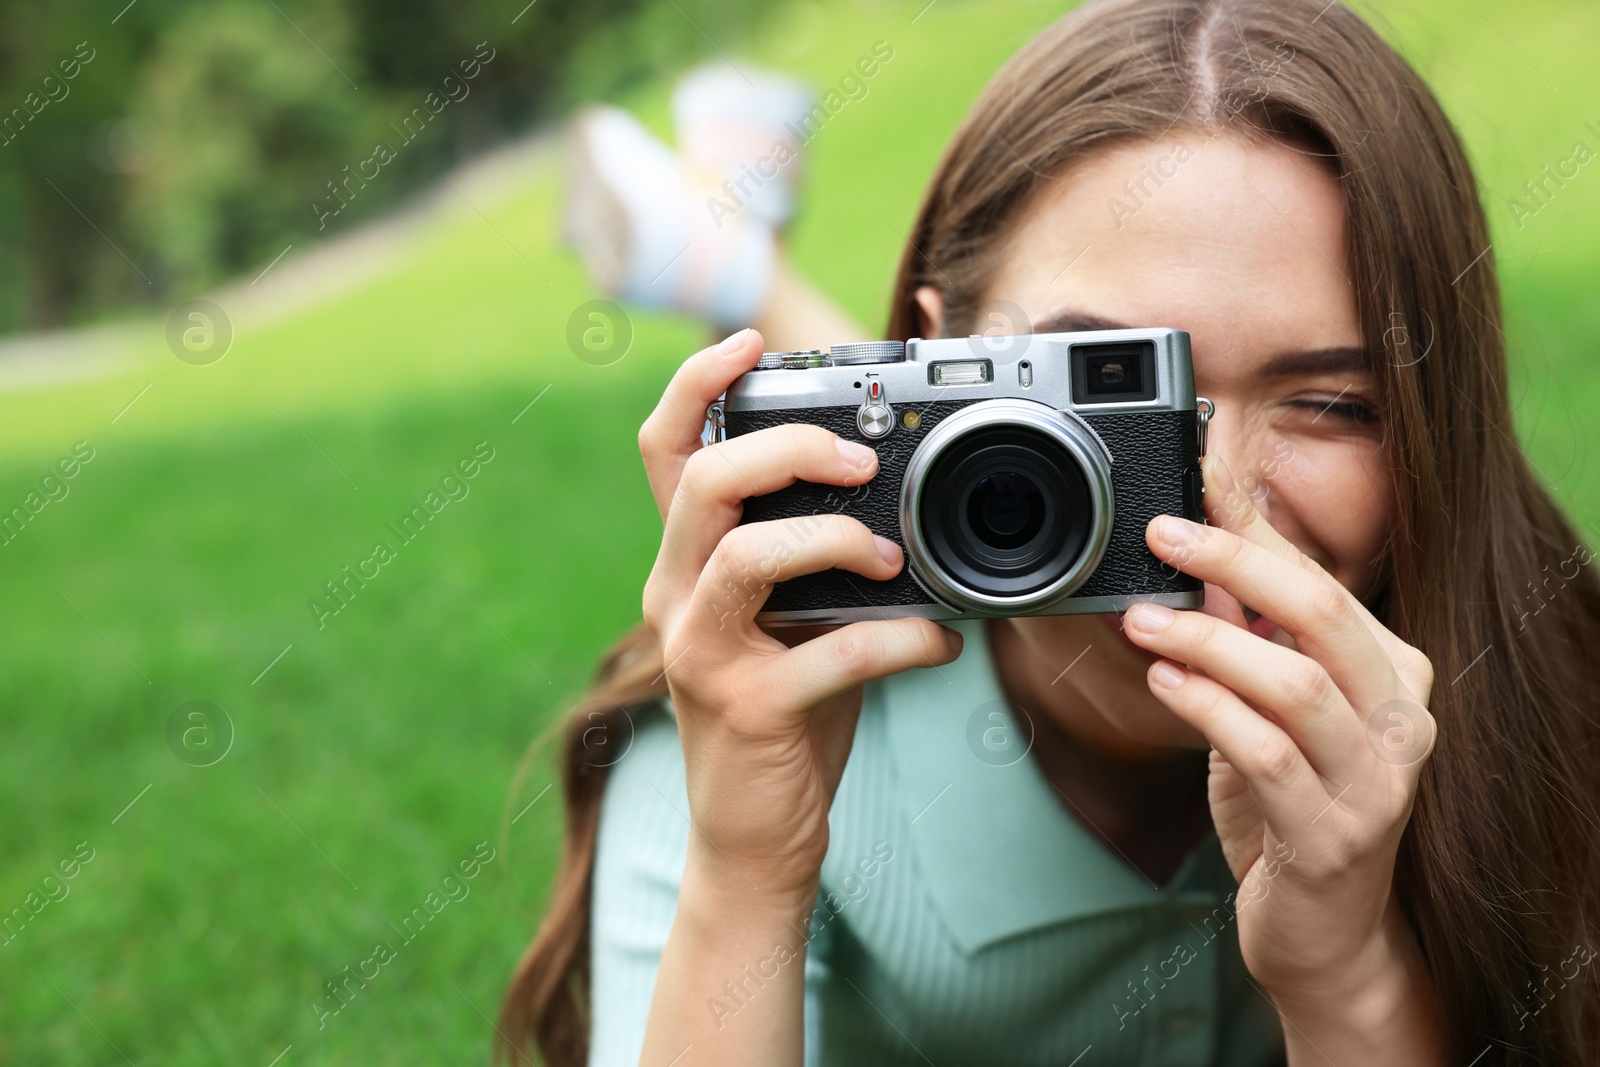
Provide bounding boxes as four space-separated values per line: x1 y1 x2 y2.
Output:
858 379 893 439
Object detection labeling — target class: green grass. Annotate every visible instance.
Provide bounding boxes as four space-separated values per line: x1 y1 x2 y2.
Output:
3 0 1597 1062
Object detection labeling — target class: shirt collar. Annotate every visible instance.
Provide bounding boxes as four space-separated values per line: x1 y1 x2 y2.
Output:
881 617 1233 954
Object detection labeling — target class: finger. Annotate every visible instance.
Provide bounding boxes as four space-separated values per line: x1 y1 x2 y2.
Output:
1146 659 1333 831
1146 508 1401 713
638 328 765 520
680 514 902 639
653 424 879 608
1124 602 1365 779
770 618 964 710
1205 752 1270 883
1203 455 1431 698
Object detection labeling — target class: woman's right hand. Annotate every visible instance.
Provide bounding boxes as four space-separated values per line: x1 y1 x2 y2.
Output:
637 328 964 903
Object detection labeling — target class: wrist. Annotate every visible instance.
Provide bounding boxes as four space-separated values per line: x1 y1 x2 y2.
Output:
644 833 817 1062
1269 943 1422 1031
1266 895 1428 1009
681 839 821 932
1266 900 1445 1064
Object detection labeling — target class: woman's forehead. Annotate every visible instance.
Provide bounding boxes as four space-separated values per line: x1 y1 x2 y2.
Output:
982 133 1362 365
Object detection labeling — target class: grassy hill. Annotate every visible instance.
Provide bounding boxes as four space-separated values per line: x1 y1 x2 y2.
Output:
2 0 1596 1062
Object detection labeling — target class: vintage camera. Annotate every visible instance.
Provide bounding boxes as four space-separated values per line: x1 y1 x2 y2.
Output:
706 328 1213 624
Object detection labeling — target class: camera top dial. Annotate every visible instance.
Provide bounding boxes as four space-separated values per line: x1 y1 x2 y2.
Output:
754 340 906 369
829 340 906 365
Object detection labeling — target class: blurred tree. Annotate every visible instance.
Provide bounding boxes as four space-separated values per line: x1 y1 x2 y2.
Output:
0 0 784 334
124 3 371 294
0 2 139 328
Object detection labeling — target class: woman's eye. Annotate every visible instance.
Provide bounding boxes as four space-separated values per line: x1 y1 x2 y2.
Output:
1287 398 1379 425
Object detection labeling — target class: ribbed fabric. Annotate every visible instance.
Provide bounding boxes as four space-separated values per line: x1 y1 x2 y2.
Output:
590 620 1287 1066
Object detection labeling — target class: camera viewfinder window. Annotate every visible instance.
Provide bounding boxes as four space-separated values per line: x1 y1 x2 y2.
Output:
1071 341 1158 404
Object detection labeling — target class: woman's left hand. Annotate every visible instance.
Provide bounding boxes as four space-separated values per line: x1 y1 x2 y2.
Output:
1123 454 1442 1052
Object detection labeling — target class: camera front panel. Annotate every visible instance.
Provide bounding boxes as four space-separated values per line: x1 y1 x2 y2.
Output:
730 400 963 614
725 400 1202 619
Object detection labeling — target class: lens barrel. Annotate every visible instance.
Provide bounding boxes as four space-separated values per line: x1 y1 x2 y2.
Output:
900 400 1113 613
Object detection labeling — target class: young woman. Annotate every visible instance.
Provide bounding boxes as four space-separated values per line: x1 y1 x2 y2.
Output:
503 0 1600 1063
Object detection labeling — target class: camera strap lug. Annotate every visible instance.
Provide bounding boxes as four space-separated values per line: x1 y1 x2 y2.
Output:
704 400 726 446
1195 397 1213 457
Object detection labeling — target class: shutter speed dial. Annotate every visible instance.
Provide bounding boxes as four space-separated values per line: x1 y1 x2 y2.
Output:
857 379 894 439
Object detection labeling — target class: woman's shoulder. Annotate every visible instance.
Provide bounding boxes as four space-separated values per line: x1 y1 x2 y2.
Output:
596 697 689 840
592 699 694 901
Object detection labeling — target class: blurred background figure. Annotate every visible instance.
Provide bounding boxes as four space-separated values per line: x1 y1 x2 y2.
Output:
563 62 814 330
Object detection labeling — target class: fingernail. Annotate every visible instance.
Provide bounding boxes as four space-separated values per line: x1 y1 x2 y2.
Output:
837 438 878 469
1126 602 1175 633
1150 660 1187 689
944 626 964 657
716 328 752 355
874 535 902 566
1156 514 1197 546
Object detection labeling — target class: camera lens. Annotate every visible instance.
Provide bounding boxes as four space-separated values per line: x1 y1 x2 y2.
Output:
969 471 1044 548
901 399 1114 612
918 426 1093 598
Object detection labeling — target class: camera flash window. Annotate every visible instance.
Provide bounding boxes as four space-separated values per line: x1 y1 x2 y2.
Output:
930 360 993 386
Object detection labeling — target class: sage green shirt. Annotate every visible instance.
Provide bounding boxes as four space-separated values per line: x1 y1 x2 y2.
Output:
590 618 1286 1065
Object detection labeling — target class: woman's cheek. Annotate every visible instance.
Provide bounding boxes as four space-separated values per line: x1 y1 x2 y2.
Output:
1271 437 1392 596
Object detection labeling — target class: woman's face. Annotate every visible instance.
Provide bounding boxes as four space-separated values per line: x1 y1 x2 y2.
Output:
924 133 1392 752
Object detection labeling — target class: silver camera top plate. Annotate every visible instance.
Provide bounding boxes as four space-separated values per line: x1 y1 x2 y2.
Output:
724 327 1196 418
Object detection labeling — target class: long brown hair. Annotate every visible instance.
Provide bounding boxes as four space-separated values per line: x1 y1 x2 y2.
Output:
501 1 1600 1062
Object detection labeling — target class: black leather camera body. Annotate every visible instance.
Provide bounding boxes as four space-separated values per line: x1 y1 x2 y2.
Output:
708 328 1211 624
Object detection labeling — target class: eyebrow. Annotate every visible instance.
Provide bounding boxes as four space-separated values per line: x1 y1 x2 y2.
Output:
1256 347 1371 377
1031 307 1372 377
1030 310 1135 334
